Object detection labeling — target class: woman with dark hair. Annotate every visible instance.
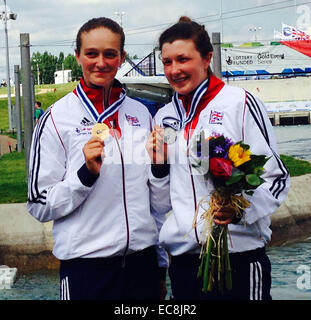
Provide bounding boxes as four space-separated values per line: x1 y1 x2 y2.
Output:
27 17 169 300
147 16 290 300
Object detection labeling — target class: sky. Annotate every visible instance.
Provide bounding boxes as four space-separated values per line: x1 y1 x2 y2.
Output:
0 0 310 81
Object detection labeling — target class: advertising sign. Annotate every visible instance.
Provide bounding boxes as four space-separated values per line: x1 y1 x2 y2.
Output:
221 43 311 75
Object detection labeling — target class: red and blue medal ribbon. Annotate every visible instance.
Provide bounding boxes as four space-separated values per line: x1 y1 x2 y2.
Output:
76 81 126 124
172 78 209 130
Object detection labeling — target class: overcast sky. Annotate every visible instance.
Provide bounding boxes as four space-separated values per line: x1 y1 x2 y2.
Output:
0 0 310 81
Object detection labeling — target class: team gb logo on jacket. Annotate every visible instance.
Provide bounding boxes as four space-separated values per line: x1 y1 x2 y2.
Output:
209 110 224 125
125 114 141 126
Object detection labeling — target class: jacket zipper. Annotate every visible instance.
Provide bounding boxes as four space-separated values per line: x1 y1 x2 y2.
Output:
109 121 130 267
186 121 200 245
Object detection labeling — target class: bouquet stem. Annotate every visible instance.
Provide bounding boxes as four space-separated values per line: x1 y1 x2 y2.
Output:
194 189 250 294
190 133 268 295
200 224 232 294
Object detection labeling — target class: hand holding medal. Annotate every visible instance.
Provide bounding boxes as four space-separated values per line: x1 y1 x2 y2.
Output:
83 123 110 175
146 125 168 164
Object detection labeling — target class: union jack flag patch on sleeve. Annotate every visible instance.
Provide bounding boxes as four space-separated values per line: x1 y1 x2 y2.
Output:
125 114 141 126
209 110 224 124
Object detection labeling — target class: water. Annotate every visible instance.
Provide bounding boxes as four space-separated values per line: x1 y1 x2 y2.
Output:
0 270 59 300
270 125 311 300
0 125 310 300
268 238 311 300
1 240 311 300
273 124 311 161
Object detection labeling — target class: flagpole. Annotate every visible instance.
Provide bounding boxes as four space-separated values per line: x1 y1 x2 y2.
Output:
220 0 223 42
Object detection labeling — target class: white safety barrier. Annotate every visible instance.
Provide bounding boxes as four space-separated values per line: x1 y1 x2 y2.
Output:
0 265 17 289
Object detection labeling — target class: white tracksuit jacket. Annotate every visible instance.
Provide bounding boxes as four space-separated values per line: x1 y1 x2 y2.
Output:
27 79 170 267
152 75 290 256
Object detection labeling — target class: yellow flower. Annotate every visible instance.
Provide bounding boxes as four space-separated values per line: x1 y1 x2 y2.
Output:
228 144 251 167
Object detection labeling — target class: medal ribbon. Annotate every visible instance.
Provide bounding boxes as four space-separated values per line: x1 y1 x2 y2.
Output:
172 78 209 129
76 82 126 123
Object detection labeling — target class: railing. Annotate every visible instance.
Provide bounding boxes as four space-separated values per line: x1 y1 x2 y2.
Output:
124 52 156 77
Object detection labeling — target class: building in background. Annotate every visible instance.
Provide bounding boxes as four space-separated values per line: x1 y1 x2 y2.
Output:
54 69 72 84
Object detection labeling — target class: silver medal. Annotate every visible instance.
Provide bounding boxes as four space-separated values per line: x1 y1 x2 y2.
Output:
164 127 177 145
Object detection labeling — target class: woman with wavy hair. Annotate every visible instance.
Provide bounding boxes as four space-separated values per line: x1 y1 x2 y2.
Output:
147 16 290 300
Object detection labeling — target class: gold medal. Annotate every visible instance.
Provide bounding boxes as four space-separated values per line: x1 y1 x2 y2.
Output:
91 123 110 141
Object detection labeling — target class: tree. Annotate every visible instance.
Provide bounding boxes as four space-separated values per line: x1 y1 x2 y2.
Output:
31 51 57 84
63 54 82 81
30 52 82 84
31 52 42 85
56 52 65 71
41 51 57 84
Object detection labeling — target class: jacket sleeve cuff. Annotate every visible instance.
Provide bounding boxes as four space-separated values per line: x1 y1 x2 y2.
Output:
151 164 170 178
77 163 99 187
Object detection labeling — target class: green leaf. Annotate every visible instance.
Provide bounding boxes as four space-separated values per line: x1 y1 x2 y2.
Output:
225 170 244 185
246 174 261 186
254 166 264 176
251 155 270 167
238 141 250 151
237 160 252 172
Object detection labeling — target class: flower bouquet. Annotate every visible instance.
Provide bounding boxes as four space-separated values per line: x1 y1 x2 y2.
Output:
191 132 270 294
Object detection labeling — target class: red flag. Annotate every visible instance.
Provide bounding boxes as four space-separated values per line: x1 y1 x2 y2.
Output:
281 40 311 58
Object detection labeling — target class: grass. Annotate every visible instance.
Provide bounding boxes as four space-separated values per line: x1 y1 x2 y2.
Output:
0 82 77 203
33 82 78 114
0 150 27 204
0 86 9 95
0 82 78 132
280 154 311 177
0 150 311 204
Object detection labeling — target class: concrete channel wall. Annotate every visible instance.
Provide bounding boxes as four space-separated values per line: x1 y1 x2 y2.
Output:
0 205 58 272
0 174 311 272
229 77 311 103
230 77 311 125
270 173 311 246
